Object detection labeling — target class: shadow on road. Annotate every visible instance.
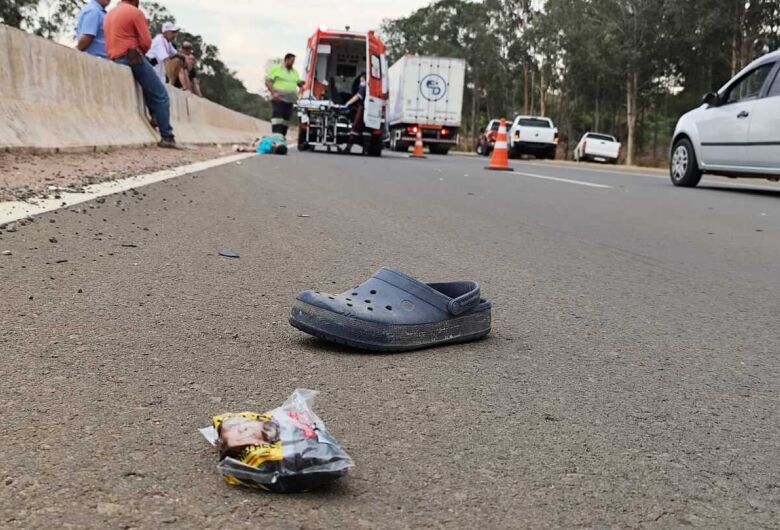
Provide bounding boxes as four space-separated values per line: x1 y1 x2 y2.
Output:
700 185 780 198
295 334 500 357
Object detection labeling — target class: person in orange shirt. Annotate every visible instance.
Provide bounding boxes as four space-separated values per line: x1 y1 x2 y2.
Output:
104 0 176 148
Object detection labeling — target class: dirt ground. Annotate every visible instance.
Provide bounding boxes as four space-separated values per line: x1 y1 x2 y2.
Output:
0 145 237 202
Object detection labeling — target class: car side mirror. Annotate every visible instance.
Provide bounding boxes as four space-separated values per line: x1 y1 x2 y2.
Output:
702 92 720 107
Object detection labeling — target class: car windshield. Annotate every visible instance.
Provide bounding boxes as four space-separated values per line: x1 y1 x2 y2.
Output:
587 133 615 142
490 122 500 131
518 118 551 128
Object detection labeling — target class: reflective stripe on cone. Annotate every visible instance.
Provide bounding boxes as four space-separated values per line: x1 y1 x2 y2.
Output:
410 129 426 159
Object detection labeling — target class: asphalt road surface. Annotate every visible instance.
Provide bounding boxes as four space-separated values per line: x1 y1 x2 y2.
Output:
1 151 778 529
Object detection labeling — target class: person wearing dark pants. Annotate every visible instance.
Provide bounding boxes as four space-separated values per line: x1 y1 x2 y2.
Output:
340 73 366 154
114 55 174 142
271 100 294 136
265 53 303 137
104 0 176 148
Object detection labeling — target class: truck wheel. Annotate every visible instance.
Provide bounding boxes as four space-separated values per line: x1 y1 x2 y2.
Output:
509 147 521 160
476 143 484 156
395 141 409 152
366 134 383 157
546 147 557 160
670 138 702 187
429 144 445 155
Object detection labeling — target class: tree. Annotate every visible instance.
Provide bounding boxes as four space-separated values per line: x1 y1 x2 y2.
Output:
0 0 39 29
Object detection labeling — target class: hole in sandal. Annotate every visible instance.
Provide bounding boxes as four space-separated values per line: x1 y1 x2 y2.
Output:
328 296 335 300
352 292 358 296
347 303 353 307
364 300 371 304
367 307 374 311
370 290 377 295
385 306 392 311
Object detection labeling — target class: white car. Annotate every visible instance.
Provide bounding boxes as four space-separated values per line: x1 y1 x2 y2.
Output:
670 49 780 187
508 116 559 160
574 132 621 164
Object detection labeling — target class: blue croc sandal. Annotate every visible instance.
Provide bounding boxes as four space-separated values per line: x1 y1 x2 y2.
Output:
289 267 491 352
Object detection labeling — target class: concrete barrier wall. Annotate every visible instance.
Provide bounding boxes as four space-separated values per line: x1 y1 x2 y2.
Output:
168 87 270 145
0 24 269 151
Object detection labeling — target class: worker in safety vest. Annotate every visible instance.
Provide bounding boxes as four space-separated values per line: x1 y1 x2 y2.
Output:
265 53 304 137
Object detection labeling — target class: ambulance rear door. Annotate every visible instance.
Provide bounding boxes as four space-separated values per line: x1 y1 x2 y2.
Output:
364 31 387 130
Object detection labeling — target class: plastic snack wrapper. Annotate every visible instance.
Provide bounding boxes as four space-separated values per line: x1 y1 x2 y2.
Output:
200 389 353 493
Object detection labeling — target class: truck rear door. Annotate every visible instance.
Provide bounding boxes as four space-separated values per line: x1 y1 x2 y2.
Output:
364 31 386 130
420 58 465 127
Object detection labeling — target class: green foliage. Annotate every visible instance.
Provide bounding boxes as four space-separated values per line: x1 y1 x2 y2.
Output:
141 2 270 119
0 0 39 28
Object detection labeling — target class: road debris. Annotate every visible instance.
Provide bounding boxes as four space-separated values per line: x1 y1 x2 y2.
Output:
201 389 353 493
298 214 311 218
219 249 240 258
2 250 11 256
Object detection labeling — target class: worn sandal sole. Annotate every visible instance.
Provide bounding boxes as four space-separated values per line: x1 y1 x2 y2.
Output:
290 300 491 352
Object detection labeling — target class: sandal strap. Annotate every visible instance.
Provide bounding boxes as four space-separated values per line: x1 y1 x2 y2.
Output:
373 268 480 316
445 283 482 316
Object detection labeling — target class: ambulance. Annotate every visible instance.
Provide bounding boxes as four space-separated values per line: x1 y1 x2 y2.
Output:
297 27 389 156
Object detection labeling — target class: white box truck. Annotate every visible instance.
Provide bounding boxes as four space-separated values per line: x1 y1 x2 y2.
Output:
387 56 465 155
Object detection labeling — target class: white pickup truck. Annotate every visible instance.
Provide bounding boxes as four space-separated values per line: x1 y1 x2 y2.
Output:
573 132 621 164
508 116 559 159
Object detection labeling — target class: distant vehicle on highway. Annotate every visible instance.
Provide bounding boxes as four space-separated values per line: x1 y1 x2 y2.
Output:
670 49 780 187
387 56 465 155
508 116 559 160
573 132 621 164
475 119 502 156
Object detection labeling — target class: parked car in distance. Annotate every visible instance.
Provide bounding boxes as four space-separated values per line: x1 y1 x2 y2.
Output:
475 119 502 156
508 116 559 159
574 132 621 164
670 49 780 187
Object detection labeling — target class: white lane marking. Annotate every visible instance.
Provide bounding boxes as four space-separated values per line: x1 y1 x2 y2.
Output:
0 153 256 225
520 161 665 179
520 161 780 192
514 171 613 189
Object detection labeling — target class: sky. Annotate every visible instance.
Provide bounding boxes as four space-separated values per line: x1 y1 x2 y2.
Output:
156 1 432 93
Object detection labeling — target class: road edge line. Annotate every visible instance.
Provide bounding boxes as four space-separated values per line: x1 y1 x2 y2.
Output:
0 153 256 225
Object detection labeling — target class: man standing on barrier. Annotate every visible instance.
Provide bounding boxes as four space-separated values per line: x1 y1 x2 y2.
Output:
265 54 304 137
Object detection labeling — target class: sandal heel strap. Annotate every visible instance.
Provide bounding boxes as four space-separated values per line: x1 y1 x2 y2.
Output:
447 283 481 315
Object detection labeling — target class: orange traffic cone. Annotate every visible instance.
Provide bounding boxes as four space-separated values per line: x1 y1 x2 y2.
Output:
410 129 426 159
485 118 513 171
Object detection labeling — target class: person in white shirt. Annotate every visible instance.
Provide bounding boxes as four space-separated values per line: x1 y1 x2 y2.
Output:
146 21 181 83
